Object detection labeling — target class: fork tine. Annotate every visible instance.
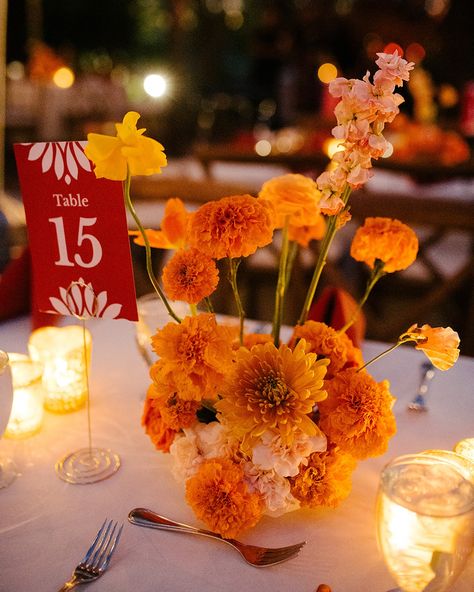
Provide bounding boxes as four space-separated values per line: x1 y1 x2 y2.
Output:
87 519 114 567
257 542 305 566
97 523 123 572
82 519 108 563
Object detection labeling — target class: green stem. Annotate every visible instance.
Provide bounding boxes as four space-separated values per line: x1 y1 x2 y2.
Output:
124 170 181 323
357 336 415 372
189 303 197 316
272 220 290 346
228 258 245 345
284 241 299 292
298 184 352 326
204 297 214 313
339 259 386 334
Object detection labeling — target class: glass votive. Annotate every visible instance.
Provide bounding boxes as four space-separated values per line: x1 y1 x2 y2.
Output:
4 353 45 439
454 438 474 464
376 453 474 592
28 325 92 413
136 293 189 366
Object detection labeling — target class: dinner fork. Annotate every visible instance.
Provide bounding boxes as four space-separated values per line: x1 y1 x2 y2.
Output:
128 507 305 567
58 519 123 591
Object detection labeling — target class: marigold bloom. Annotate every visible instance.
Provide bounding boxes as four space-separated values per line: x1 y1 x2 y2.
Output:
162 248 219 304
318 369 396 460
188 194 275 259
85 111 167 181
243 332 273 349
289 444 356 508
142 385 178 452
147 387 201 431
258 174 322 228
151 314 234 401
401 324 460 370
216 340 328 451
185 458 263 538
288 214 326 247
290 321 363 379
130 198 191 249
350 217 418 273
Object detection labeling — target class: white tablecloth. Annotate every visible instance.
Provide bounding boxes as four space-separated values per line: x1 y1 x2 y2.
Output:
0 316 473 592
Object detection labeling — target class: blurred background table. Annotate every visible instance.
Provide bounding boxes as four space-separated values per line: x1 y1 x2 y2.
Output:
0 315 473 592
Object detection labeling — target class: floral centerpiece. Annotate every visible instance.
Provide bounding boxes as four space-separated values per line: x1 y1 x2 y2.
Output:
84 51 460 539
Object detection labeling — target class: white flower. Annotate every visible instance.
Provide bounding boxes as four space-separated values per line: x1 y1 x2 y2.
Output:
243 462 300 517
26 141 91 185
49 278 122 319
169 431 201 481
251 430 327 477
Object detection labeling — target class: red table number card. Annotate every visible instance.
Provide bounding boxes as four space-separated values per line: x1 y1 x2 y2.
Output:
14 141 138 321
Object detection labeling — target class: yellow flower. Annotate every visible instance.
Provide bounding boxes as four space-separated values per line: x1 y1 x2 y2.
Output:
185 458 263 538
400 324 460 370
85 111 167 181
216 340 328 451
350 217 418 273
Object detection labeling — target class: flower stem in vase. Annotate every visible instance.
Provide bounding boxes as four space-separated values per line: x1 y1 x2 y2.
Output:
298 185 352 326
228 257 245 345
272 220 291 346
124 170 181 324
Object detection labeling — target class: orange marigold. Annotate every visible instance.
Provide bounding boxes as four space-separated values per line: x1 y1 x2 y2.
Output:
130 198 191 249
162 248 219 304
258 173 322 228
216 340 328 451
151 314 234 401
289 444 356 508
188 194 275 259
146 385 201 431
318 369 396 460
142 385 178 452
242 332 273 349
290 321 363 379
288 214 326 247
185 457 263 538
350 217 418 273
400 324 460 370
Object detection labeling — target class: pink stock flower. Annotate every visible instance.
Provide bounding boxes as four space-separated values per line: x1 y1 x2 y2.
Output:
375 51 415 85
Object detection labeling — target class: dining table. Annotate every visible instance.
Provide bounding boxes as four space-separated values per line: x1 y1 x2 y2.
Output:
0 314 473 592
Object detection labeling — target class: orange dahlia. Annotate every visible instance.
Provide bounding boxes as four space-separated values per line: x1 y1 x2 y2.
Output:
162 248 219 304
130 197 191 249
318 368 396 460
151 313 234 401
290 321 363 379
258 173 322 228
188 194 275 259
215 339 328 451
142 385 178 452
350 217 418 273
289 444 356 508
400 324 460 370
185 458 263 538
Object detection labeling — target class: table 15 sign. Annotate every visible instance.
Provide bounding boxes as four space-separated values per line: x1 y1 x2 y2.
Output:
14 141 138 321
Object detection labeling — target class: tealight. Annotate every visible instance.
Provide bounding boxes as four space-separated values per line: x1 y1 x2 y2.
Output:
454 438 474 464
4 353 45 438
28 326 92 413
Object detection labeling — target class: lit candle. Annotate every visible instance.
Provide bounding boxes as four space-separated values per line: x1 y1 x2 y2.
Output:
4 353 45 438
454 438 474 464
28 326 92 413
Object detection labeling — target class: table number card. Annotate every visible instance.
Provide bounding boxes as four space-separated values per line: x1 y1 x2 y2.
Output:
14 141 138 321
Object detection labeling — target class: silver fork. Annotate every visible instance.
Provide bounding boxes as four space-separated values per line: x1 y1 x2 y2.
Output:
58 519 123 591
128 507 305 567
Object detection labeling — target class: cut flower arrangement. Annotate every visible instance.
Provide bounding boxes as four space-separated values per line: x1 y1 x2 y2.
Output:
85 51 460 539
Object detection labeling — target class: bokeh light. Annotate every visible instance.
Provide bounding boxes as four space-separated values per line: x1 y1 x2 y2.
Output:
318 63 338 84
6 61 25 81
255 139 272 157
439 84 459 108
52 67 75 89
383 42 404 56
406 42 426 63
323 138 344 159
143 74 168 98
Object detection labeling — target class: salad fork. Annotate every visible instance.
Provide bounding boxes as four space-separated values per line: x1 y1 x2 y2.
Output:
58 519 123 591
128 507 305 567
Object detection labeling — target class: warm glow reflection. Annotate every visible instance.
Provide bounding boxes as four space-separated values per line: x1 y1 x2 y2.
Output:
454 438 474 463
144 74 168 98
439 84 459 108
318 63 338 84
383 42 404 56
53 67 75 89
255 139 272 157
5 357 44 439
323 137 344 159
